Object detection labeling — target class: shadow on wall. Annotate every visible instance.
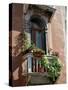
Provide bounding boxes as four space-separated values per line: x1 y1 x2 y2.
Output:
9 32 28 86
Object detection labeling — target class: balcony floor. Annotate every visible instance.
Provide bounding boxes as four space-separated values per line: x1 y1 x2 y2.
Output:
27 72 52 85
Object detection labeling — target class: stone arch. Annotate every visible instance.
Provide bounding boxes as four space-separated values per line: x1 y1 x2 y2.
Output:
30 15 47 30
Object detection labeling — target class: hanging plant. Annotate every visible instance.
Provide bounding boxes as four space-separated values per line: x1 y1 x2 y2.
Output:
39 55 62 83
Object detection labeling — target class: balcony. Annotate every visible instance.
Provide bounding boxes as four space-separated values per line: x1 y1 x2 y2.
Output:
22 46 62 85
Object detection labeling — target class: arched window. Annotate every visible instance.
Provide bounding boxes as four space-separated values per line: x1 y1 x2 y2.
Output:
30 15 47 54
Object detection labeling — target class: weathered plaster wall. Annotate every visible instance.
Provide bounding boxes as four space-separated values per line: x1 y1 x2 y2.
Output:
50 6 66 83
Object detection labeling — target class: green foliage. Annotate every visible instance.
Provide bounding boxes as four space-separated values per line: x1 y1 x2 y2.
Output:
21 31 31 52
39 55 49 68
39 55 62 82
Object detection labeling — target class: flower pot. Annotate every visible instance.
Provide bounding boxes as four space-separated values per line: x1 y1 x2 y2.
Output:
33 51 44 57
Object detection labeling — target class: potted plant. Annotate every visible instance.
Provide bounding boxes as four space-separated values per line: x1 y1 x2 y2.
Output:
32 48 45 57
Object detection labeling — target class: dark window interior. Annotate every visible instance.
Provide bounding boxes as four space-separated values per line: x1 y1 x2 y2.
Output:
30 15 47 54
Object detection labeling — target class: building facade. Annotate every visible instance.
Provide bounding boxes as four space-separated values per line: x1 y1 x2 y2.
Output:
9 3 66 86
